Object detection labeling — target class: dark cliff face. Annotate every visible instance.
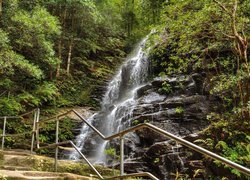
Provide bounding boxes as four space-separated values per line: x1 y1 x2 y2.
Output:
120 73 213 179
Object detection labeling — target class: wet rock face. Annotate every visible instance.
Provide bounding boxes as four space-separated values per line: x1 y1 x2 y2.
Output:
133 74 209 138
124 73 211 179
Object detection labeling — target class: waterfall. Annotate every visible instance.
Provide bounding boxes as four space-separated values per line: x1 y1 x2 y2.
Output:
70 35 151 163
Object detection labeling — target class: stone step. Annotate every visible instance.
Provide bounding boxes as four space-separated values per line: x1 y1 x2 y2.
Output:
0 150 118 179
0 170 93 180
1 165 32 171
2 149 32 156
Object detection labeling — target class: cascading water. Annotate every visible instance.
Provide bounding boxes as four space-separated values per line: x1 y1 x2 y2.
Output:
70 35 151 163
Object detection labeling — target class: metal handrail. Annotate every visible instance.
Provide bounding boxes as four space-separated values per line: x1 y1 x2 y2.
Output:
0 109 38 152
74 146 158 179
38 110 74 124
0 109 36 119
3 108 249 178
69 140 104 179
37 140 158 180
35 109 158 180
72 110 250 177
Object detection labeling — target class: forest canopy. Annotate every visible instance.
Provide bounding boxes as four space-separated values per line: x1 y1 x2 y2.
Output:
0 0 249 178
0 0 166 114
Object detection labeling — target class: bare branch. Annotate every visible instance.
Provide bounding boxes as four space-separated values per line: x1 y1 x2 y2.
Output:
242 23 250 41
210 25 235 39
219 31 236 39
213 0 231 15
233 0 238 17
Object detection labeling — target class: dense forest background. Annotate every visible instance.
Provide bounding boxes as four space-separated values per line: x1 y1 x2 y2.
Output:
0 0 165 115
0 0 249 178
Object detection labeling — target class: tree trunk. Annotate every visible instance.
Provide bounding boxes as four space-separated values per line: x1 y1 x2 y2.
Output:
213 0 249 74
56 5 67 78
56 38 62 78
0 0 3 23
66 40 73 76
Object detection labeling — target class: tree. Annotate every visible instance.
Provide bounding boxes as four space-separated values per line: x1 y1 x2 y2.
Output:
46 0 101 77
0 1 61 114
4 4 61 78
213 0 249 74
0 0 2 21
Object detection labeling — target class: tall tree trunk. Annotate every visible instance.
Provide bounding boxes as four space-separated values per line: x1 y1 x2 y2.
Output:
0 0 3 23
56 5 67 78
66 40 73 76
56 38 62 78
66 7 76 76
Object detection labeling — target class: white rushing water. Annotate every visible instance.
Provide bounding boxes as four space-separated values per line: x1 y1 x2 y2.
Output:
70 35 151 163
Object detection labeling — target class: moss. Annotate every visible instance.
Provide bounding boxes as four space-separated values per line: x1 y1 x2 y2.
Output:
0 151 4 166
1 154 119 178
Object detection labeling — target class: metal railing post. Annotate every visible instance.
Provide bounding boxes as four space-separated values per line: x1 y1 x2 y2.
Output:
120 135 124 178
55 117 59 172
69 141 104 179
1 116 7 150
36 108 40 149
30 110 37 154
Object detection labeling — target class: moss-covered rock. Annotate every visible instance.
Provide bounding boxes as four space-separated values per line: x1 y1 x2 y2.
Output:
0 151 119 179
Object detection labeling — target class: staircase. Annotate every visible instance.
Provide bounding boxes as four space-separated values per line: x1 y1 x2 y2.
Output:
0 150 102 179
0 170 91 180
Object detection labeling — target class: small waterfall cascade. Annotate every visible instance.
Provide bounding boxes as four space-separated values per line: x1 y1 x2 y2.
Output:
171 144 185 171
70 35 151 163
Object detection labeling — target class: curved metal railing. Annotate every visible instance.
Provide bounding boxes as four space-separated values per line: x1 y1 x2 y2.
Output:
2 109 250 179
71 110 250 177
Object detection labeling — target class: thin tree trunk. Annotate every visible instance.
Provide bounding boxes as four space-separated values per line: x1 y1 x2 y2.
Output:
0 0 3 23
66 40 73 76
56 38 62 78
66 7 75 76
56 5 67 78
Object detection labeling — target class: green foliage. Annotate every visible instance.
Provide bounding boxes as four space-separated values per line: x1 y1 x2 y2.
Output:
0 0 129 114
105 148 117 158
105 147 119 161
35 82 58 103
154 157 160 164
0 98 23 116
7 5 61 71
132 119 140 125
146 1 250 178
0 1 249 179
159 81 172 94
196 115 250 178
170 170 189 180
0 0 165 115
0 2 61 115
214 140 249 177
18 93 40 107
175 107 185 114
